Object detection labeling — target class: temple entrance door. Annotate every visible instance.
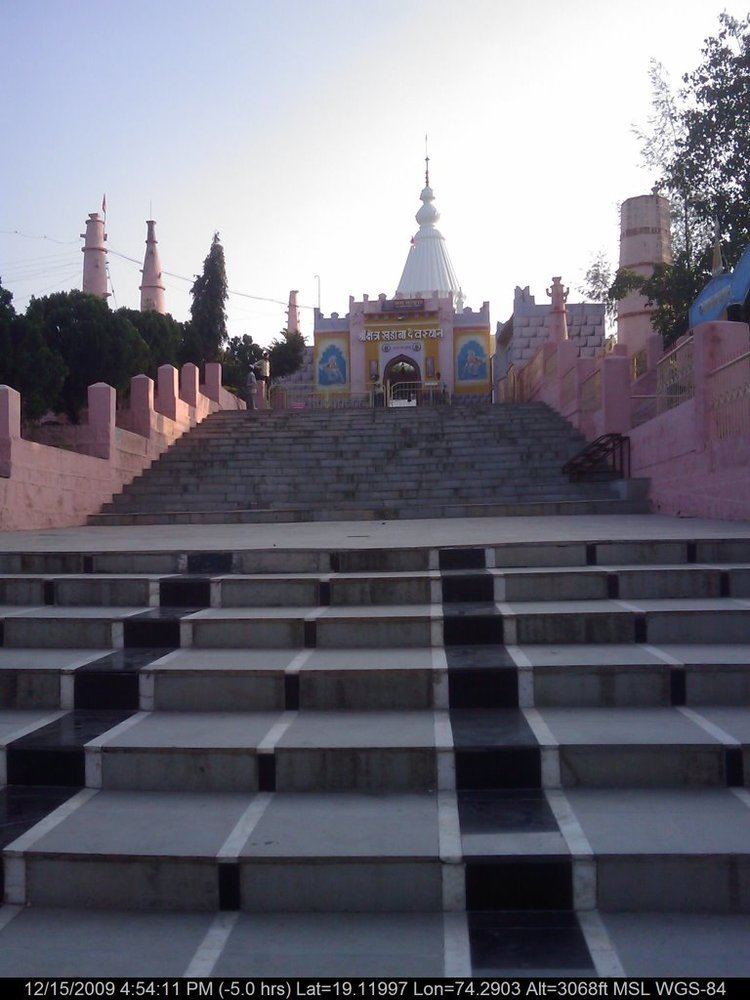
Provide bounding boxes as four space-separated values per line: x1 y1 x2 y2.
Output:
383 356 420 407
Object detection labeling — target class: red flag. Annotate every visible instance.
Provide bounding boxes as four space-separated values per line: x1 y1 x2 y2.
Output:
102 194 107 216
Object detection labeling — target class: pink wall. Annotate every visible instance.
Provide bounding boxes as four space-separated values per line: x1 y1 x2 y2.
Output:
500 320 750 522
0 362 245 531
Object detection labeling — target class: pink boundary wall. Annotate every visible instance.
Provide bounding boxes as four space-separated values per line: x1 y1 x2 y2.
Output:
0 362 245 531
499 321 750 522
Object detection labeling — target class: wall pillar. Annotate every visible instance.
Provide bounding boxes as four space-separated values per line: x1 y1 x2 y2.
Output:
203 362 222 403
156 365 179 420
0 386 21 478
130 374 154 438
180 363 200 408
601 354 632 435
87 382 116 460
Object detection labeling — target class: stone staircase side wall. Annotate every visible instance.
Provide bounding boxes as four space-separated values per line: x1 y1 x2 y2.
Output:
499 320 750 522
0 362 245 531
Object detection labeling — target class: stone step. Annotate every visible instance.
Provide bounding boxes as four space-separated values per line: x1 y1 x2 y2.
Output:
2 644 750 714
1 563 748 609
91 495 650 526
6 786 750 913
4 706 746 795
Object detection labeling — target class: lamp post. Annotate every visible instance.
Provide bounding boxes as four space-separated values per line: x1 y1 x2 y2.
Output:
313 274 321 311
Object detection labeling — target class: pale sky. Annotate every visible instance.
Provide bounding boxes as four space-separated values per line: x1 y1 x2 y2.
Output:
0 0 744 346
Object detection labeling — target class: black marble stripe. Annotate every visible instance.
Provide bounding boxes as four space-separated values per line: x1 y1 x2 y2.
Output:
74 647 172 710
445 647 518 709
634 614 647 643
670 668 687 706
726 747 744 787
257 753 276 792
187 552 232 574
284 673 300 710
443 607 503 646
159 577 211 608
465 858 573 910
6 710 133 786
458 789 558 833
218 862 240 910
124 608 196 648
304 621 317 648
468 910 595 975
439 547 486 571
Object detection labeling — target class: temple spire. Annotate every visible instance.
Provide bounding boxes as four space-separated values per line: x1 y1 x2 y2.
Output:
139 220 166 313
396 157 461 301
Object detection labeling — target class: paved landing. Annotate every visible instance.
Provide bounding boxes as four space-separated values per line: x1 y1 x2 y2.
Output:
3 513 750 553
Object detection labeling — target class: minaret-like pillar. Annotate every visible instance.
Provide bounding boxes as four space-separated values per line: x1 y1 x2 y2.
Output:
81 213 109 300
140 220 166 313
546 276 569 342
287 290 300 333
616 194 672 359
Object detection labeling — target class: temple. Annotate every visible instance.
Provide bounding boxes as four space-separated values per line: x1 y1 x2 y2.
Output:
312 165 492 401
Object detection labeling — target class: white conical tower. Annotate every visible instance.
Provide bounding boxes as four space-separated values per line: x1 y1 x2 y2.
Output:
81 212 109 299
287 290 300 333
396 158 460 300
140 220 166 313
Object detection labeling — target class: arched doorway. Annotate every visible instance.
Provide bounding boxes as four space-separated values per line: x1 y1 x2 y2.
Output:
383 355 420 405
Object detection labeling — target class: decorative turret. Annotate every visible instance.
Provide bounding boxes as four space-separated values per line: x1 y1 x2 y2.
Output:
396 159 461 301
546 276 569 342
81 212 109 299
287 290 300 333
140 220 166 314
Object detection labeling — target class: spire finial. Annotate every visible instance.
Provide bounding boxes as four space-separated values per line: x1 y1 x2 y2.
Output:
424 133 430 187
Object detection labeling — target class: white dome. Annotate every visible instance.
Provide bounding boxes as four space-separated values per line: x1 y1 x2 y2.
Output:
396 175 460 299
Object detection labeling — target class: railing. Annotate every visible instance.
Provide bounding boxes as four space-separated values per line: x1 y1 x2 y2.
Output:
562 433 631 482
656 336 694 414
269 388 373 410
708 350 750 440
387 381 450 407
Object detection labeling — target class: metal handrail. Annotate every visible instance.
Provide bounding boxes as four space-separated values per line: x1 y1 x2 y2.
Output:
562 433 631 482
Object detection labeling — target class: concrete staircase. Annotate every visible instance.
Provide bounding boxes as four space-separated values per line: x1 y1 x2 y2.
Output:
91 403 648 525
1 530 750 975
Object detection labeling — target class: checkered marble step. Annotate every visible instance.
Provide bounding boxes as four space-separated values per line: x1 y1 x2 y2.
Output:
4 705 745 794
2 645 750 712
5 905 749 977
4 785 750 914
1 562 749 608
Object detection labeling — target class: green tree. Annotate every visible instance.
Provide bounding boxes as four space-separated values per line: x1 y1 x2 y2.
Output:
579 250 617 329
184 232 228 365
0 281 67 421
222 333 265 390
267 329 306 380
26 290 149 421
117 307 186 378
609 14 750 346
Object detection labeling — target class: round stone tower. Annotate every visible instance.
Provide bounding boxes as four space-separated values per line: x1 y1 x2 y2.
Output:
139 220 166 313
616 194 672 360
81 212 109 300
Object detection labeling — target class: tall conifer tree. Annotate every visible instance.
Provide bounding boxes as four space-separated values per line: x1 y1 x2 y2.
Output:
185 232 228 363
